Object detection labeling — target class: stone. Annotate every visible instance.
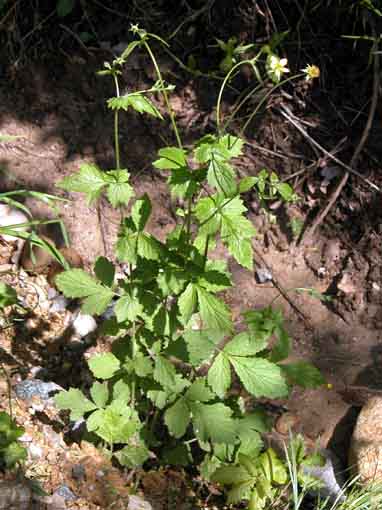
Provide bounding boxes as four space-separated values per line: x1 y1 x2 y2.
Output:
71 312 97 337
303 449 345 502
128 495 153 510
0 480 32 510
349 396 382 483
14 379 63 401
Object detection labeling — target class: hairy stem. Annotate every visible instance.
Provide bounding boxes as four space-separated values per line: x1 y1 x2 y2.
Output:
113 73 121 169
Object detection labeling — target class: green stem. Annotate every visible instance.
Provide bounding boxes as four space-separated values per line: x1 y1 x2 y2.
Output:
143 41 182 149
113 73 121 169
131 321 137 407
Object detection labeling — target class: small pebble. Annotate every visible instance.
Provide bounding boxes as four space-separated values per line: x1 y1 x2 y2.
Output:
54 485 77 502
28 444 44 460
71 312 97 337
71 464 86 481
49 295 69 313
128 495 153 510
255 267 273 283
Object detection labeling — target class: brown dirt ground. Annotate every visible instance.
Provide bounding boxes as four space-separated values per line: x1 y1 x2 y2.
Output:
0 46 381 507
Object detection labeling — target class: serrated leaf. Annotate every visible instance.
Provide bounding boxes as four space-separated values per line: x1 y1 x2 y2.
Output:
212 464 253 484
239 176 257 193
197 269 232 292
221 215 256 270
106 173 134 207
162 444 192 466
86 407 139 443
112 379 130 404
220 134 244 159
191 402 237 444
270 326 291 362
88 353 121 380
183 328 224 366
281 361 325 388
137 233 163 260
81 289 114 315
0 282 17 309
227 480 254 504
55 269 101 298
132 194 152 231
229 357 288 399
164 397 190 438
186 378 215 402
207 160 236 196
196 286 232 333
90 381 109 408
237 430 264 458
57 164 106 204
153 356 176 388
224 331 267 356
207 352 231 398
114 442 149 467
153 147 187 169
194 195 221 236
94 256 115 287
54 389 97 421
108 93 163 119
178 283 197 325
134 356 153 377
114 293 143 323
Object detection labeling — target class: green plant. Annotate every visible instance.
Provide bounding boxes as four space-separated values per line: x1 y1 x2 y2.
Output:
53 24 323 487
0 411 27 470
210 434 325 509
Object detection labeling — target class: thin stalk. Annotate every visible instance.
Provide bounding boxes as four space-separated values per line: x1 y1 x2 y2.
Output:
143 41 182 149
131 321 137 407
112 73 121 169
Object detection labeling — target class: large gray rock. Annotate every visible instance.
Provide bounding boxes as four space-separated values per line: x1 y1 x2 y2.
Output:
349 396 382 483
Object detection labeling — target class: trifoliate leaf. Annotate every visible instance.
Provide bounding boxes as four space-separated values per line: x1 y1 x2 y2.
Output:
107 93 163 119
229 357 288 399
94 256 115 287
190 402 237 444
183 328 224 366
164 397 190 438
88 353 121 380
224 331 267 356
0 282 17 309
57 163 106 205
281 361 325 389
153 356 177 388
132 194 152 231
90 382 109 408
207 352 231 398
54 389 97 421
186 378 215 402
196 286 233 333
153 147 187 170
178 283 197 325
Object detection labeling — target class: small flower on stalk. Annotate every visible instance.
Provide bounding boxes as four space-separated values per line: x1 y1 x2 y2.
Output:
302 64 320 81
266 54 290 83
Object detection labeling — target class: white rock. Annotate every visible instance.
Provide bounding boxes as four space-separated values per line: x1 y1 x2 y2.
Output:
349 396 382 484
72 312 97 337
28 443 44 460
303 449 345 502
0 203 30 242
128 495 153 510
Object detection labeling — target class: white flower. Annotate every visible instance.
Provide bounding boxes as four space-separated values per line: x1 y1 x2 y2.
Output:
266 54 290 83
302 64 320 81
